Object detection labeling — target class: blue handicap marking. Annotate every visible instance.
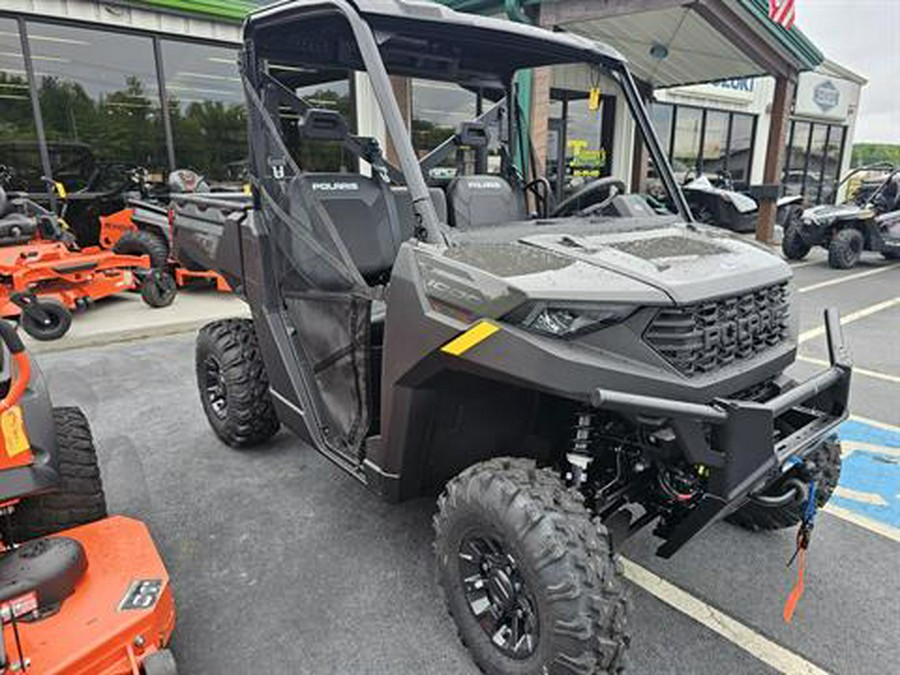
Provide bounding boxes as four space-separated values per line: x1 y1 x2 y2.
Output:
829 419 900 529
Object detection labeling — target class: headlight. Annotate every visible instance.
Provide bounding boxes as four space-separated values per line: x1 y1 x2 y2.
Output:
505 302 637 338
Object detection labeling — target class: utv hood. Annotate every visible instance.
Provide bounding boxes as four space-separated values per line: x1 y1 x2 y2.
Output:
803 203 871 223
518 224 790 305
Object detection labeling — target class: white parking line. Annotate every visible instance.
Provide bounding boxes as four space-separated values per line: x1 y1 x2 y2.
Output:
798 297 900 344
849 414 900 433
821 505 900 544
833 486 888 506
798 263 900 293
841 440 900 460
796 355 900 385
789 259 824 270
621 558 832 675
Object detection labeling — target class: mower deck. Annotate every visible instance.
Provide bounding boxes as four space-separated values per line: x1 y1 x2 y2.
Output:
2 516 175 675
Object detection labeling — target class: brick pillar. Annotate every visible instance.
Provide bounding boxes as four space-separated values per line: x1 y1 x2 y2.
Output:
530 66 552 178
387 76 412 166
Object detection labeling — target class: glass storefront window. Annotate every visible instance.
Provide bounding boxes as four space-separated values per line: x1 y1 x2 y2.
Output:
0 19 40 191
805 124 828 202
26 21 166 191
727 114 754 187
649 103 673 156
162 41 247 183
671 107 702 180
784 121 810 196
820 126 845 204
700 110 728 178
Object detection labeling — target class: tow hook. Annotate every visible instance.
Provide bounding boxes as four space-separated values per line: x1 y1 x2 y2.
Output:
748 476 809 508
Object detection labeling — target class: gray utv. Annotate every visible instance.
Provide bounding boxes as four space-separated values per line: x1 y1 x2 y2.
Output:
175 1 851 672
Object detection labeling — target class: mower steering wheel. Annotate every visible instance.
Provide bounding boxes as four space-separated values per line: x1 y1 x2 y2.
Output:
551 177 627 218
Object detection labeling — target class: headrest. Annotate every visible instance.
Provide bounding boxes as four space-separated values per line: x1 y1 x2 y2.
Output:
0 186 7 217
169 170 210 194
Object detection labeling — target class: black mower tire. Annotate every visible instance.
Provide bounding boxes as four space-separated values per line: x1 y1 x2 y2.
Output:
828 228 864 269
726 439 841 532
142 649 178 675
11 407 107 541
114 229 169 269
141 269 177 308
781 220 810 261
434 458 630 675
20 299 72 341
195 319 280 447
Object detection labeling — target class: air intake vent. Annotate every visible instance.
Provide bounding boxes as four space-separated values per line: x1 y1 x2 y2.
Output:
645 282 790 376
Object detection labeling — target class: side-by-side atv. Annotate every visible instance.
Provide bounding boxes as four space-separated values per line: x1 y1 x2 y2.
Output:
783 163 900 268
177 2 851 672
0 321 176 673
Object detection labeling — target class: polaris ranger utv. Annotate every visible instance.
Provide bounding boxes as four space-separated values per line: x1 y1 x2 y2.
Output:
178 1 851 672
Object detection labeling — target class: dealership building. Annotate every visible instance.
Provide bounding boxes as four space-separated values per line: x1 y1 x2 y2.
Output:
0 0 865 238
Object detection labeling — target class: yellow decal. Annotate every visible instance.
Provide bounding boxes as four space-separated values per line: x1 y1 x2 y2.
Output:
54 181 67 200
588 87 601 111
441 321 500 356
2 406 30 458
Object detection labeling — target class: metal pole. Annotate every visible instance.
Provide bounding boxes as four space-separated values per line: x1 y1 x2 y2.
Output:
756 75 795 243
153 36 177 172
18 18 54 207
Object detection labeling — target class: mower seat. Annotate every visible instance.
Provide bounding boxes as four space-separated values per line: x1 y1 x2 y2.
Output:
0 187 38 245
446 175 526 229
0 536 87 613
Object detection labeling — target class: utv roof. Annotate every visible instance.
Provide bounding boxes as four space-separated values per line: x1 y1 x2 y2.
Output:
244 0 625 81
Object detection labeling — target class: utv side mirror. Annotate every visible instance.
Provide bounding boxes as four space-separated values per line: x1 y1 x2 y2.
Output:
297 108 348 141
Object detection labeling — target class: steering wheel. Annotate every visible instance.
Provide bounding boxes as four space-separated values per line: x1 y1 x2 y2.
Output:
523 177 553 218
551 177 626 218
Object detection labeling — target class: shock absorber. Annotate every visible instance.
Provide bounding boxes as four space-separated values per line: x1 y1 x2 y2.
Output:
567 411 594 486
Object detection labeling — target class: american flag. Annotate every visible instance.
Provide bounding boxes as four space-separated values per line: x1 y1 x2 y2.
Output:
768 0 797 29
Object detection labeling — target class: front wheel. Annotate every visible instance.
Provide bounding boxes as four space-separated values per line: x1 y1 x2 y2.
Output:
781 217 810 261
434 458 629 675
727 439 841 532
11 407 108 541
20 299 72 341
141 269 177 308
195 319 280 447
828 228 864 269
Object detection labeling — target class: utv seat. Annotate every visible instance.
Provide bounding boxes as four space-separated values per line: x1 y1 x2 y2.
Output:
446 175 526 229
294 174 447 284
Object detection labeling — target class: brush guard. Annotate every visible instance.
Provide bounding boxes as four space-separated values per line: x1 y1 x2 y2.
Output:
590 308 851 557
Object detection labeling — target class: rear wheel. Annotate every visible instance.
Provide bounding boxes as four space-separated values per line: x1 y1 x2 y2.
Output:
781 215 810 261
435 458 629 675
727 439 841 532
20 299 72 341
195 319 280 447
114 229 169 269
11 407 107 541
828 228 864 269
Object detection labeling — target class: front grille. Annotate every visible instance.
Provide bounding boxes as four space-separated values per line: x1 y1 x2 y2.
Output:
645 282 790 377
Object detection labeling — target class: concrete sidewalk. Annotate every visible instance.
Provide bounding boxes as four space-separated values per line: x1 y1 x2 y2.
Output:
24 289 249 354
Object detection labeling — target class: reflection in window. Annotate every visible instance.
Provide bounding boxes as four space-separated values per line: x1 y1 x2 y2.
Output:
820 126 845 204
649 103 673 155
804 124 829 202
412 79 477 174
564 95 608 182
268 67 354 173
671 107 702 179
163 41 246 183
783 121 810 197
0 19 40 190
700 110 728 177
727 114 754 186
27 21 165 191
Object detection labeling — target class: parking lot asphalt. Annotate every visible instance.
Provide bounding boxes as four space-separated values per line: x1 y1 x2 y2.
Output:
37 248 899 675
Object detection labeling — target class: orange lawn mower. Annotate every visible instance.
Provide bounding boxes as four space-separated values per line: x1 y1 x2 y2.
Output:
99 169 232 292
0 320 177 674
0 181 176 341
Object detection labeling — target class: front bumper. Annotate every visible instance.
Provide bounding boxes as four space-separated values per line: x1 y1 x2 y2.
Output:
591 308 851 558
